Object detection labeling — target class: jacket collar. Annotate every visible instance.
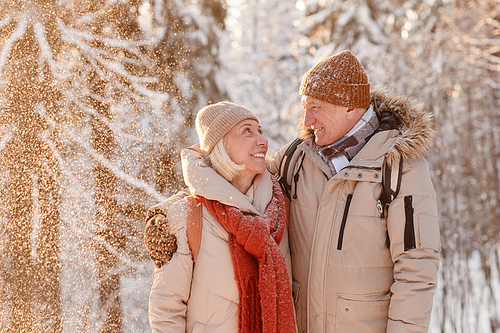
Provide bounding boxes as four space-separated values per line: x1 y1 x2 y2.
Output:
181 145 272 216
299 129 400 178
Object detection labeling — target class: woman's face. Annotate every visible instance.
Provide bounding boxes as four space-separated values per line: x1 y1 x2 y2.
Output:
224 119 268 177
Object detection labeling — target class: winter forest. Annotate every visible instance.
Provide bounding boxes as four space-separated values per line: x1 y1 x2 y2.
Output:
0 0 498 332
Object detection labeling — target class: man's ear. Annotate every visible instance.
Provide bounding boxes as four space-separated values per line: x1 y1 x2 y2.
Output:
345 107 358 120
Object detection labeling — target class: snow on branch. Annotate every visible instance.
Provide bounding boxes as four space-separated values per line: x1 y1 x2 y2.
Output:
131 82 171 105
34 21 68 80
153 0 165 26
57 19 162 89
63 89 170 144
58 19 162 47
444 10 500 72
72 37 158 84
76 218 150 272
0 18 27 76
299 9 331 36
357 3 387 44
0 132 12 151
36 106 167 202
41 133 151 303
39 130 84 194
63 127 167 202
0 14 11 30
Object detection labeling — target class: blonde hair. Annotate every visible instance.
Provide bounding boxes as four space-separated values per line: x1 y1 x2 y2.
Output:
208 138 245 182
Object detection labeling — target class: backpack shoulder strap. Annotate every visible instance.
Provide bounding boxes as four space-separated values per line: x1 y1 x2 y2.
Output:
277 138 303 201
378 157 404 249
185 196 203 263
377 157 404 218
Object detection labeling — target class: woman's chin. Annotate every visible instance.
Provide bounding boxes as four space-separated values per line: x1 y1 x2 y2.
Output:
253 165 267 175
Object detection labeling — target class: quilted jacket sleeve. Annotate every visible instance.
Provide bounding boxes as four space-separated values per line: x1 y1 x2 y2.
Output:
149 201 193 333
386 157 440 333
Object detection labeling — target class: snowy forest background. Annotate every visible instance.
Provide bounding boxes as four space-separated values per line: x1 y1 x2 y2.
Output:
0 0 498 332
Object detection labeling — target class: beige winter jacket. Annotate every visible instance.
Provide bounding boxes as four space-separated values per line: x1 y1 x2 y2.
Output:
267 89 440 333
149 146 293 333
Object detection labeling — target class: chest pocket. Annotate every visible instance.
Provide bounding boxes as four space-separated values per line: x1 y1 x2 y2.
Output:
332 188 392 267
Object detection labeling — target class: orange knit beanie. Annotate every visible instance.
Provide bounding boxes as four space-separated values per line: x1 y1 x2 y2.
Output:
299 50 370 108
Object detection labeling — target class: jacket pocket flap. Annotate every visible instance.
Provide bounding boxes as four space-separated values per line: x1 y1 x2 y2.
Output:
417 213 440 252
338 291 391 302
192 322 206 333
336 292 390 332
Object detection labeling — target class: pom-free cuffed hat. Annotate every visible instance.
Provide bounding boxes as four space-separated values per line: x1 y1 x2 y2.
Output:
196 102 259 155
299 50 370 108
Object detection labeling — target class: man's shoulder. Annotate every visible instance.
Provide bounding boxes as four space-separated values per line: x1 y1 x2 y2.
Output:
267 138 304 172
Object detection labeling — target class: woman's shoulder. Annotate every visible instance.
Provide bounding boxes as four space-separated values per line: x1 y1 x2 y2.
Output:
147 194 189 236
166 199 189 232
158 198 190 254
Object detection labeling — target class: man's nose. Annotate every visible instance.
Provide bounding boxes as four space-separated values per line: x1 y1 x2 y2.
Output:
303 109 315 127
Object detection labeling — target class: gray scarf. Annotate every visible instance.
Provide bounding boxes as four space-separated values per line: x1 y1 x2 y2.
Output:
317 107 379 175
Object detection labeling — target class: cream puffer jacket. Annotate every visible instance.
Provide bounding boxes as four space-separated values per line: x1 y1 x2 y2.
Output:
267 89 440 333
149 146 293 333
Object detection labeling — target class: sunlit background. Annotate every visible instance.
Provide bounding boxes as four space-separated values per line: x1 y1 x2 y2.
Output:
0 0 499 332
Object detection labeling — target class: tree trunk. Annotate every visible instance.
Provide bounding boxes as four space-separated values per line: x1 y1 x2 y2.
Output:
90 77 124 333
2 23 62 333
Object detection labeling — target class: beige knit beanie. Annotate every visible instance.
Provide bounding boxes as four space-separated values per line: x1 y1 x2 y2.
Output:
299 50 370 108
196 102 259 155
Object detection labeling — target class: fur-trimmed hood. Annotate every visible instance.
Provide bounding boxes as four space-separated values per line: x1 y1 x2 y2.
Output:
298 88 436 166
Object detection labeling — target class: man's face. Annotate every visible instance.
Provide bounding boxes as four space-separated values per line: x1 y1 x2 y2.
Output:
301 96 357 146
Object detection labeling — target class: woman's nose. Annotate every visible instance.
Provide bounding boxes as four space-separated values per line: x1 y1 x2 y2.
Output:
256 133 268 146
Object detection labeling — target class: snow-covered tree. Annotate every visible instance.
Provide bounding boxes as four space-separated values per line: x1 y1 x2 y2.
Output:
0 0 226 331
218 0 308 151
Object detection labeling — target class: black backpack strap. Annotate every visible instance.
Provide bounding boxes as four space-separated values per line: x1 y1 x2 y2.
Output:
277 138 303 201
292 153 306 199
378 157 403 249
377 157 404 218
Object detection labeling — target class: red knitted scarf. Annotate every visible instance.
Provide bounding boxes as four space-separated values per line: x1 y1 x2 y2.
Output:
195 176 296 333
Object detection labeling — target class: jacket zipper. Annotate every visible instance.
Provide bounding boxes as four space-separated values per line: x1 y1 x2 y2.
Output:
337 194 353 250
404 195 416 251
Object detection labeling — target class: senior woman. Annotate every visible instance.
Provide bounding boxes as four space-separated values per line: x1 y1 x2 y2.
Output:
148 102 296 333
